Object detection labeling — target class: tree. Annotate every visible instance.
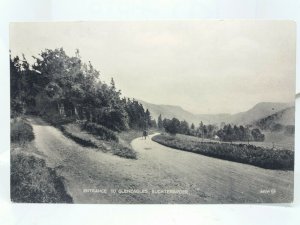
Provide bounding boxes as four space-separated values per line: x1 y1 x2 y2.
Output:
251 128 265 141
125 99 154 130
215 124 264 143
191 123 195 130
225 125 234 143
150 119 157 128
10 48 140 132
157 114 163 130
162 118 170 130
207 124 217 139
10 55 25 116
164 118 180 135
145 109 151 128
197 121 204 140
179 120 189 134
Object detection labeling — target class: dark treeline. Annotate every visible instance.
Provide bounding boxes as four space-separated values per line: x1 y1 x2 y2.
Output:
216 124 264 142
158 115 265 142
11 48 154 131
125 99 156 129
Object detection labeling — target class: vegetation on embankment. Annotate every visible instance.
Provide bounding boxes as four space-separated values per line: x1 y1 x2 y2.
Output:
11 152 73 203
61 124 98 148
11 118 35 143
81 121 119 141
11 118 73 203
152 134 294 170
61 122 138 159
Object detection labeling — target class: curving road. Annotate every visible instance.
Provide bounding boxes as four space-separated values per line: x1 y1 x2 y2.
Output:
28 117 293 203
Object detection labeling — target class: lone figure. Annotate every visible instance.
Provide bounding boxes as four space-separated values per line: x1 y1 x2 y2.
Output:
143 130 148 139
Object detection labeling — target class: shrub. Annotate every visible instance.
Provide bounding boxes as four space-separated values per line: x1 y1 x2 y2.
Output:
42 114 76 127
81 122 118 141
152 135 294 170
11 153 73 203
60 125 98 148
11 119 34 143
111 143 137 159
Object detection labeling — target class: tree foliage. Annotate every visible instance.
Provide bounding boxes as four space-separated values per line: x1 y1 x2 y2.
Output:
216 124 265 142
125 98 152 130
159 113 265 142
163 118 181 135
10 48 154 131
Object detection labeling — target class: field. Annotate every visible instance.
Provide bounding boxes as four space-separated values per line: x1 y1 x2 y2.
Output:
152 134 294 170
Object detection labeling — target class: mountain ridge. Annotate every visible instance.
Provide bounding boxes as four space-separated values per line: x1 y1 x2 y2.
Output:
138 99 294 126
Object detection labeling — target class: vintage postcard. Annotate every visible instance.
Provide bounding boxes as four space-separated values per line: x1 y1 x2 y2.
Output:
10 21 295 203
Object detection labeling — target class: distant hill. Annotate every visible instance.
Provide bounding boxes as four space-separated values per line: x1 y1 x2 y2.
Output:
254 107 295 131
229 102 294 125
139 100 294 126
138 100 200 124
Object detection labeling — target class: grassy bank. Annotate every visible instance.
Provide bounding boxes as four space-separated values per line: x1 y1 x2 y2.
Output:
152 134 294 170
61 124 98 148
175 133 294 151
11 118 35 144
61 122 137 159
11 152 73 203
11 118 73 203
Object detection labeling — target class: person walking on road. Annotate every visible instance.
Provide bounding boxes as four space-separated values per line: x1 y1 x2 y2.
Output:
143 130 148 139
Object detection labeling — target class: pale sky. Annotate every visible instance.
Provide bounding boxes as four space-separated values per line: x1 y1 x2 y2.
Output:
10 21 296 114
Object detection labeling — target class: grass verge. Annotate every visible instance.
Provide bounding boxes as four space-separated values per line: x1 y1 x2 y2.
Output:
81 121 118 141
11 152 73 203
11 118 34 143
61 124 98 148
62 122 137 159
152 134 294 170
11 118 73 203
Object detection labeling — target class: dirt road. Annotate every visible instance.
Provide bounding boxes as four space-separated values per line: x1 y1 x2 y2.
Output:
27 117 293 203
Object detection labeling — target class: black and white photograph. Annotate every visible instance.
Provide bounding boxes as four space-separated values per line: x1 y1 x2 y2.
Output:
10 21 295 204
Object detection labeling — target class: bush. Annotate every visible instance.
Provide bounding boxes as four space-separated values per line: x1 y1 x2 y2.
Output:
11 153 73 203
42 114 76 127
152 134 294 170
81 122 118 141
60 125 98 148
11 119 34 143
111 143 137 159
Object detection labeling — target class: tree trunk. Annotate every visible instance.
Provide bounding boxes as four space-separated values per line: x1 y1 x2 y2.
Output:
89 112 93 122
74 106 79 119
57 103 61 115
57 103 65 117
